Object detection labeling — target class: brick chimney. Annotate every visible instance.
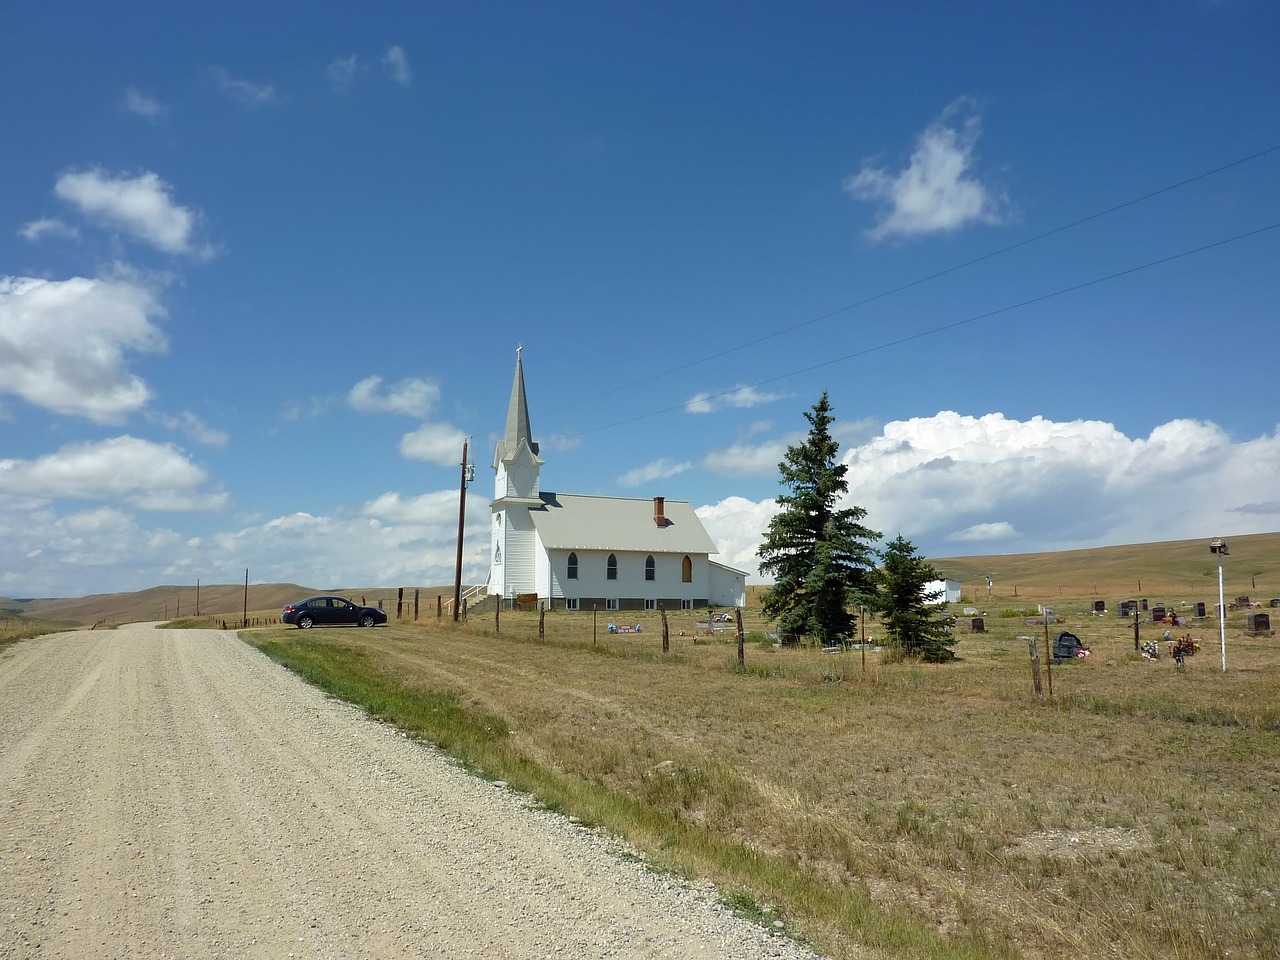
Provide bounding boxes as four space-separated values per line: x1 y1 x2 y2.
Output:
653 496 666 527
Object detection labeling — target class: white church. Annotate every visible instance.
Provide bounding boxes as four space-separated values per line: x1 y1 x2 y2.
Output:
485 349 747 612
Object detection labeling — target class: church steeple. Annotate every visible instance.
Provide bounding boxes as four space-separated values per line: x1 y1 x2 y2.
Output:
498 344 538 460
492 345 544 498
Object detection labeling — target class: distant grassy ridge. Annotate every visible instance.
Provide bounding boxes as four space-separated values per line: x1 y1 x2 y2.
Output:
933 530 1280 602
5 583 462 627
9 532 1279 625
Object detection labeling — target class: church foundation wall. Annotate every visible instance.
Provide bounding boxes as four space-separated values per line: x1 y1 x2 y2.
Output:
548 597 709 612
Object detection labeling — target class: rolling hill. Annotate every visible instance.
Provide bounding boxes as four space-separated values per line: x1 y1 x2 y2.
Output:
4 532 1277 626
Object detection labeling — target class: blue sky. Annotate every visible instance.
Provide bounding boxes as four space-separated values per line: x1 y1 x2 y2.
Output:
2 1 1278 597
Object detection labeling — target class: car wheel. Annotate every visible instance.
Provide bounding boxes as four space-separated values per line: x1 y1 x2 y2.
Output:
297 615 314 629
358 614 376 628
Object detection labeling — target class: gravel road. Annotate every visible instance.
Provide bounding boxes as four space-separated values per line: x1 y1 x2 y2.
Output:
1 625 823 959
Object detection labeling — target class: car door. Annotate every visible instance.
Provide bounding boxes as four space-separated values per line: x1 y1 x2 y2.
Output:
308 598 335 625
328 597 358 625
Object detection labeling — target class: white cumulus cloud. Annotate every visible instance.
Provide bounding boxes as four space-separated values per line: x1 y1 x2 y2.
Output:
210 68 279 107
697 411 1280 581
327 55 360 92
348 375 440 417
702 435 798 479
360 490 459 525
0 275 165 423
123 87 165 118
18 217 79 243
54 169 211 257
149 410 230 447
382 45 412 86
948 521 1019 542
845 98 1005 241
400 422 467 465
686 384 787 414
618 458 691 488
0 436 225 511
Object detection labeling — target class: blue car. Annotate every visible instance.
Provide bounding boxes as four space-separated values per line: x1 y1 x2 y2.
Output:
281 595 387 629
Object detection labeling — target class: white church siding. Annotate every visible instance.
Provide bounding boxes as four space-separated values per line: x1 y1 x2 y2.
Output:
501 454 540 501
542 547 712 611
496 507 539 599
709 560 748 607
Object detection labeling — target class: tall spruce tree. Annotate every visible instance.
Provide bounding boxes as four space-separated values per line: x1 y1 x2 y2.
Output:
758 393 879 645
877 534 955 662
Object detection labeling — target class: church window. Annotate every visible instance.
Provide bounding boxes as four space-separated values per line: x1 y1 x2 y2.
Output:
681 555 693 583
644 599 656 611
681 599 693 611
566 598 580 611
606 598 619 611
645 555 655 581
494 544 502 564
567 552 578 580
607 554 618 581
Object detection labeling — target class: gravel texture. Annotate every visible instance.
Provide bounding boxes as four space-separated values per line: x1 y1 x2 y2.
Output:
0 625 823 959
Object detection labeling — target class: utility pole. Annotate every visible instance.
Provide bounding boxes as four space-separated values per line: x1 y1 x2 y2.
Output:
242 568 249 628
453 438 471 622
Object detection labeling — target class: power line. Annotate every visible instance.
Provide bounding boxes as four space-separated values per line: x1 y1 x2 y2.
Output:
545 143 1280 417
559 220 1280 439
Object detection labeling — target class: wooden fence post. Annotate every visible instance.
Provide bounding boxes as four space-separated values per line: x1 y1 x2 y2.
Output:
1043 616 1053 696
736 607 745 666
1024 635 1043 699
539 606 545 642
397 588 404 620
414 588 419 621
660 607 669 653
437 594 442 619
495 601 500 635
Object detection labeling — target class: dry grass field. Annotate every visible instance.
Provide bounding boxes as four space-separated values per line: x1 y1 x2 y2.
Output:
8 533 1278 957
246 590 1280 960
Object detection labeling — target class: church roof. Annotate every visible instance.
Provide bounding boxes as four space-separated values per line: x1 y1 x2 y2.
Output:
529 493 719 554
494 348 539 466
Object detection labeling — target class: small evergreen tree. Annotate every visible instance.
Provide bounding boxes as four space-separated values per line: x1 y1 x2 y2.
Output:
758 393 880 645
877 534 955 662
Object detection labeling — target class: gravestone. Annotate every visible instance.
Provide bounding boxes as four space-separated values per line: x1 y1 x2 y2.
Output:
970 617 985 633
1141 599 1149 611
1194 601 1207 618
1119 600 1138 618
1092 600 1106 614
1151 604 1166 622
1245 613 1273 636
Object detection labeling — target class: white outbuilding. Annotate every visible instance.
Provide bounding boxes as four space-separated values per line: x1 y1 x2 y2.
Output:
485 349 747 611
924 578 962 604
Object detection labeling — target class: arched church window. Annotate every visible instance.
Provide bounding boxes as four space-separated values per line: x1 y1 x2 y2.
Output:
567 552 578 580
681 555 693 583
645 555 655 581
607 554 618 581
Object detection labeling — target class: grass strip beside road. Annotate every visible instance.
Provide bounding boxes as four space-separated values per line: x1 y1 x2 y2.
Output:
0 617 80 646
250 630 1006 960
